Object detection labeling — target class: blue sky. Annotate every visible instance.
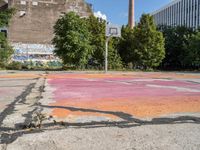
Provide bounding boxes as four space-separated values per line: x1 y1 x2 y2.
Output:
86 0 172 25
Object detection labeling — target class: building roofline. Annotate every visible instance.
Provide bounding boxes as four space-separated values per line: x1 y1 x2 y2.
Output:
151 0 182 15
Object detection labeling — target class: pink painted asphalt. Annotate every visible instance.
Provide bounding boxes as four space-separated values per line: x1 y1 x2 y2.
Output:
47 73 200 119
49 78 200 100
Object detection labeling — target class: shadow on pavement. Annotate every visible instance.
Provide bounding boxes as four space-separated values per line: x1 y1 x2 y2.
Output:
1 105 200 145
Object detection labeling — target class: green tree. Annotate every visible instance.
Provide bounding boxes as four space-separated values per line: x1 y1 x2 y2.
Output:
53 12 92 69
133 14 165 69
86 15 105 68
108 38 123 69
183 31 200 68
117 25 138 67
86 15 122 69
0 32 13 64
159 25 194 69
0 8 15 67
0 8 15 27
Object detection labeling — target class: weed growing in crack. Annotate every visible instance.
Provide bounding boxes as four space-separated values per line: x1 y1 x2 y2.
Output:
19 113 67 130
32 112 47 128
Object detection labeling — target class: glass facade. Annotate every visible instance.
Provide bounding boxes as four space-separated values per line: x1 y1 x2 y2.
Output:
151 0 200 29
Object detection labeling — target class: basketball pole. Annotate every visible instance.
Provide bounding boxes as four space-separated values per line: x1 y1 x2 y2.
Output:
105 38 108 73
105 36 111 73
105 23 120 73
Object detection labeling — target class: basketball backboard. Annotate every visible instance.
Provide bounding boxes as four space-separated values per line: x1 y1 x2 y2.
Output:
106 24 121 37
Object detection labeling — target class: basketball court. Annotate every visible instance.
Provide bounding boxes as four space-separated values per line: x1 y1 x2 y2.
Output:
45 72 200 122
1 71 200 149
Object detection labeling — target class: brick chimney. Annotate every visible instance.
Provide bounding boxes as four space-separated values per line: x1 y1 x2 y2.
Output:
128 0 135 28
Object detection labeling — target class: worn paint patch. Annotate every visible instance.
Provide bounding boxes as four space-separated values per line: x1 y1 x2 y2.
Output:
47 72 200 80
0 74 40 79
47 73 200 119
50 96 200 118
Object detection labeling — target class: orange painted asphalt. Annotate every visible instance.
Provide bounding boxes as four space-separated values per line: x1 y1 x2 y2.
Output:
46 73 200 119
1 72 200 119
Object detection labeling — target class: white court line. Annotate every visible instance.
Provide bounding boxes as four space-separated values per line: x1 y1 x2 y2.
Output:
147 84 200 93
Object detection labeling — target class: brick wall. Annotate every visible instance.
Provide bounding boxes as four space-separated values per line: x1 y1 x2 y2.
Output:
8 0 92 44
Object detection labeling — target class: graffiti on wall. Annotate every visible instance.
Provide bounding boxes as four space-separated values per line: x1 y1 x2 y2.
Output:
11 43 59 62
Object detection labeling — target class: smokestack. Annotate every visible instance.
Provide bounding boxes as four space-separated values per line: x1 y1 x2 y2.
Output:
128 0 135 28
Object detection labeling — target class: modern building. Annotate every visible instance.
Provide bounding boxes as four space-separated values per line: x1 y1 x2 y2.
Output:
151 0 200 29
0 0 92 62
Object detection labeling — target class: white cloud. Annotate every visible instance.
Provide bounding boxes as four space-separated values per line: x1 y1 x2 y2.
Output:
94 11 107 20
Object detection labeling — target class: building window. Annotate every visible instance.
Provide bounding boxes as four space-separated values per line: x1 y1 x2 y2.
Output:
0 30 7 38
32 1 38 6
20 0 26 5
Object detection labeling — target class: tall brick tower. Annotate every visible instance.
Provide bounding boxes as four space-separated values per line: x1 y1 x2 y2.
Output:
128 0 135 28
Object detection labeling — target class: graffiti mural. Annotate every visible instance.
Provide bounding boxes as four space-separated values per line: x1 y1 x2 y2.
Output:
11 43 59 62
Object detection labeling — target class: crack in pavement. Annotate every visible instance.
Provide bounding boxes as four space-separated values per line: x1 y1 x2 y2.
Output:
0 114 199 145
1 74 200 146
0 75 47 146
41 105 200 125
0 104 200 145
0 82 37 127
41 105 143 123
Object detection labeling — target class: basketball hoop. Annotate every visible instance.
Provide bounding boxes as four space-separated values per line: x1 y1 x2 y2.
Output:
105 23 121 73
106 24 121 37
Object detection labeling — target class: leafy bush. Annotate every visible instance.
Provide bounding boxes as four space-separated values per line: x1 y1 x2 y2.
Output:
0 33 14 64
0 62 6 69
6 62 22 70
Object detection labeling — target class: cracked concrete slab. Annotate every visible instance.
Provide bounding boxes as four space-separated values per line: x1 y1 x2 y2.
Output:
0 71 200 150
5 124 200 150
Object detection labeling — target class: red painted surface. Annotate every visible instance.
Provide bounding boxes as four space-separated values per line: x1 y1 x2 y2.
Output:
47 73 200 119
